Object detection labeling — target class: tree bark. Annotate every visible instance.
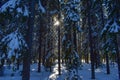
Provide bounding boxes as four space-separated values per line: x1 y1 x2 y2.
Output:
105 51 110 74
115 0 120 79
38 33 42 72
73 30 77 51
58 26 61 75
22 0 35 80
115 35 120 79
42 36 46 66
87 0 95 79
17 59 19 70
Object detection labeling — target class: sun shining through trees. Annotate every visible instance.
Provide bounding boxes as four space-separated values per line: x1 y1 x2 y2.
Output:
0 0 120 80
53 17 60 26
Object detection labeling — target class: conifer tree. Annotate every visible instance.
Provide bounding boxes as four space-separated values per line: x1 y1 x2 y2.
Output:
102 0 120 79
61 0 81 79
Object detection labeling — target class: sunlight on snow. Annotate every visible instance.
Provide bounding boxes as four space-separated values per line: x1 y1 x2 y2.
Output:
31 68 36 72
95 68 102 73
48 63 67 80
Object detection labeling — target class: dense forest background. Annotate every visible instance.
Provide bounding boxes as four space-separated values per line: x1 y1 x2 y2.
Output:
0 0 120 80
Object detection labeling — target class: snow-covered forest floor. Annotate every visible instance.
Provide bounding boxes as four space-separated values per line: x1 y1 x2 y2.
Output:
0 62 119 80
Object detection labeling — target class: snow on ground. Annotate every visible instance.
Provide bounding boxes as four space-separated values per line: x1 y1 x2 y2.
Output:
48 63 67 80
0 62 119 80
78 63 118 80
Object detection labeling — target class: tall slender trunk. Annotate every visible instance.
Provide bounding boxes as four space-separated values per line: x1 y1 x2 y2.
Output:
94 51 97 68
87 1 95 79
78 33 82 64
17 59 19 70
22 52 30 80
96 51 100 68
0 59 4 76
105 51 110 74
43 42 46 66
100 0 110 74
115 35 120 79
73 30 77 51
38 33 42 72
58 26 61 75
22 0 35 80
115 0 120 79
57 0 61 75
85 54 89 64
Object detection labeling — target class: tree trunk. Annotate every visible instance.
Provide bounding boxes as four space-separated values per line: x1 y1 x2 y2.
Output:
96 51 100 68
22 53 31 80
58 26 61 75
22 0 35 80
115 35 120 79
17 59 19 70
73 30 77 51
85 54 89 64
87 1 95 79
105 52 110 74
0 59 4 76
115 0 120 79
99 0 110 74
78 33 82 64
38 33 42 72
43 43 46 66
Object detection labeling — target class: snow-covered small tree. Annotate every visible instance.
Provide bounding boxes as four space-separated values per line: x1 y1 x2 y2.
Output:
61 0 81 79
0 29 28 76
101 0 120 79
0 29 27 65
0 0 45 79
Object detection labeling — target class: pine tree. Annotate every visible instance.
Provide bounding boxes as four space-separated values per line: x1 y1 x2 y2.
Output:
61 0 81 79
0 0 45 79
102 0 120 79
